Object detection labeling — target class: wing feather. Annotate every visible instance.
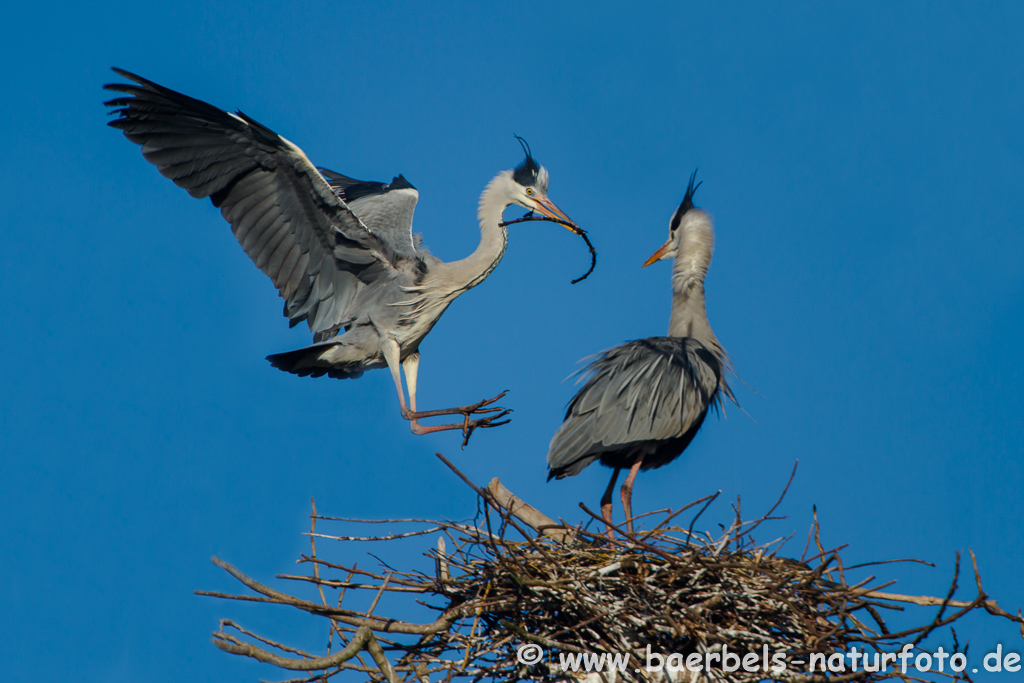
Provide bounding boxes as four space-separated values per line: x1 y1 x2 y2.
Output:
105 68 408 339
257 218 292 272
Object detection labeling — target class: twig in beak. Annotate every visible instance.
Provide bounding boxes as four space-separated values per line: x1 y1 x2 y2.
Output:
499 215 597 284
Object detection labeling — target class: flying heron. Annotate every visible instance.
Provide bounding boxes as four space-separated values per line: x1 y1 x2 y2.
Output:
104 68 582 440
546 171 736 534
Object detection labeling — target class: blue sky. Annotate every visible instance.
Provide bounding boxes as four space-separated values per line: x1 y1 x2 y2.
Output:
2 2 1022 680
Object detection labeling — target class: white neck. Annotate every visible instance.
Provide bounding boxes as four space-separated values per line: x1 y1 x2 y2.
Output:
667 210 726 362
433 171 512 294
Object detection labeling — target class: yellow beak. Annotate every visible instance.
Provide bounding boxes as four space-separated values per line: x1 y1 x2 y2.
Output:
532 195 579 232
642 240 673 267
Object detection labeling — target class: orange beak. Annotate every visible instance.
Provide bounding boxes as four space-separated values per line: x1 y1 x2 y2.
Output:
642 240 673 267
532 195 579 232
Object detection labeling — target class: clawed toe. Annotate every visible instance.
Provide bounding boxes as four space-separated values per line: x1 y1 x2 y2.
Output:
460 409 514 447
455 391 508 415
403 391 513 444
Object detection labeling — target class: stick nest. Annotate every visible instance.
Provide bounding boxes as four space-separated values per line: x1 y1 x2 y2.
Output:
200 457 1022 682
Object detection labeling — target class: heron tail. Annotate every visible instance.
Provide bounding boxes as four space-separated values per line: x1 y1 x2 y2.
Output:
266 344 366 380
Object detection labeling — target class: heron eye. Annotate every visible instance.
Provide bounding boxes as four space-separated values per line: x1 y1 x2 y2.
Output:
526 188 534 196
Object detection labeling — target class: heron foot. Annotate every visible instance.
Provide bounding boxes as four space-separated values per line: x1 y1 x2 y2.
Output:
407 408 512 446
403 392 512 445
401 391 508 421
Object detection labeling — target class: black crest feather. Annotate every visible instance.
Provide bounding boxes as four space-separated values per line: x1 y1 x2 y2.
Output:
670 168 702 233
512 135 540 186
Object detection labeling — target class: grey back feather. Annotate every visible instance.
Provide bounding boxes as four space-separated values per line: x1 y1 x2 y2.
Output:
320 169 423 255
547 337 721 478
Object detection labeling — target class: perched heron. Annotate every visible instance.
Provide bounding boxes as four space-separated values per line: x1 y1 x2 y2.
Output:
546 171 736 534
104 69 581 439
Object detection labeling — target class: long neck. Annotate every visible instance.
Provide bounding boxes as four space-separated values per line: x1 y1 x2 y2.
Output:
434 173 510 294
667 211 727 364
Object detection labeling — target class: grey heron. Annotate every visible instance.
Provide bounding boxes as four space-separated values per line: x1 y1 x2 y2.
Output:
546 171 736 534
104 68 582 440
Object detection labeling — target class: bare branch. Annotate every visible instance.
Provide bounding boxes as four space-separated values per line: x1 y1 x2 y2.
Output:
211 624 373 671
486 477 573 542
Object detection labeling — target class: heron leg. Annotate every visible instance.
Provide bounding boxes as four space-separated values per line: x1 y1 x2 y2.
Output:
601 468 621 537
620 455 645 535
384 340 511 444
402 352 421 413
382 338 411 413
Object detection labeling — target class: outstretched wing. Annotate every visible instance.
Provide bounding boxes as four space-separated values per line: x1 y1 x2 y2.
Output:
104 68 405 341
547 337 721 476
320 169 422 253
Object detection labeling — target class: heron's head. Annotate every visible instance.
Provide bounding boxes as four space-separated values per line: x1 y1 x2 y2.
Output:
505 136 578 228
643 169 705 267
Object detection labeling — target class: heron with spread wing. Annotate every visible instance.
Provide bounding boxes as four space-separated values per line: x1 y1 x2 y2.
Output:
104 69 581 440
547 172 737 534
